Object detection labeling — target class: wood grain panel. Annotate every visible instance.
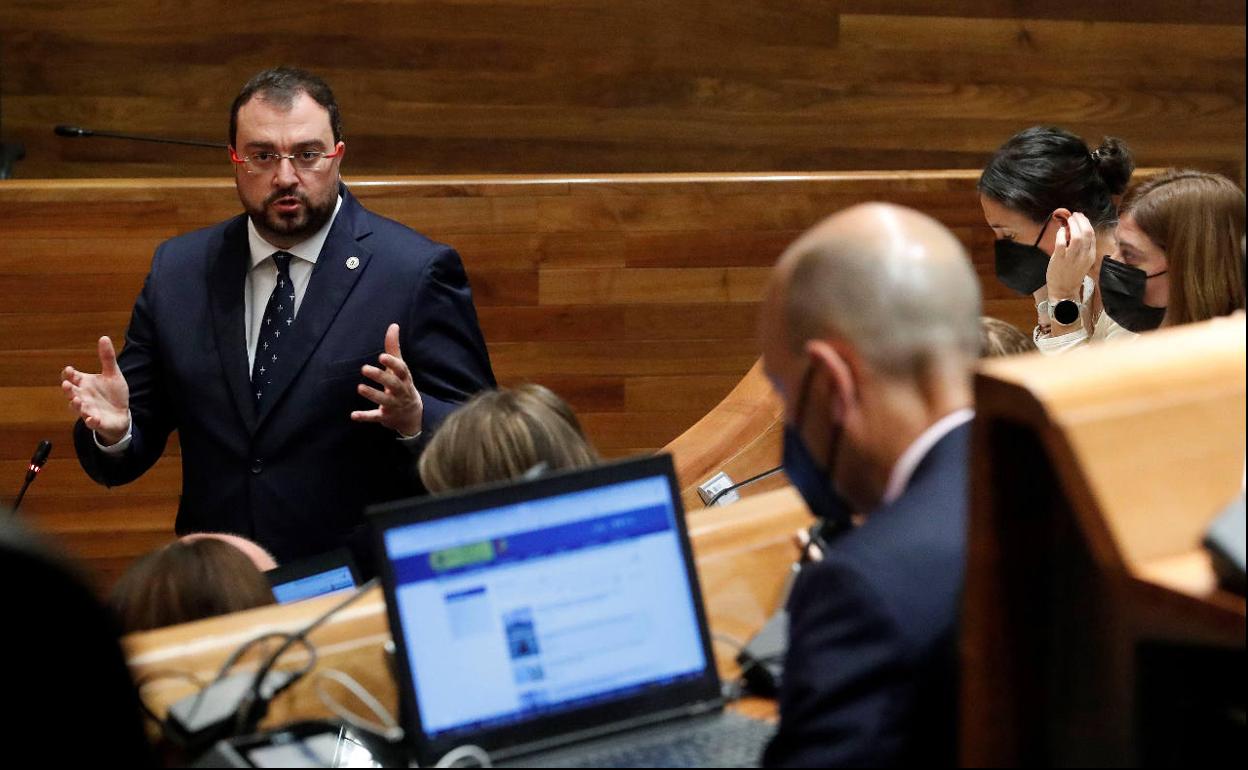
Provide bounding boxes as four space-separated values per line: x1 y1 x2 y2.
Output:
0 170 1061 591
0 2 1240 180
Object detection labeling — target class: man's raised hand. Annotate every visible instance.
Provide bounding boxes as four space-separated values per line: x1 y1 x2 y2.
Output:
352 323 424 437
61 336 130 446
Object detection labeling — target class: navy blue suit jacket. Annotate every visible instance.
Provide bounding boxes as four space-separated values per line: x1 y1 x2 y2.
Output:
764 422 972 767
74 185 495 562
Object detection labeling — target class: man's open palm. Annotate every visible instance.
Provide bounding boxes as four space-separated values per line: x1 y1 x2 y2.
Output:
62 336 130 445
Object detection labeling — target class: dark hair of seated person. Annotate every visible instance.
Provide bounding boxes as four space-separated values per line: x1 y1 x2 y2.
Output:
111 537 276 634
419 383 598 494
979 125 1134 229
1 516 156 765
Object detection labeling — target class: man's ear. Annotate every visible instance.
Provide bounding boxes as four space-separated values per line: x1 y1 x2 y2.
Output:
804 338 857 422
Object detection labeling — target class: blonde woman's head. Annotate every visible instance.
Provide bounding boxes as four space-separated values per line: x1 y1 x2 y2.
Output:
419 384 597 494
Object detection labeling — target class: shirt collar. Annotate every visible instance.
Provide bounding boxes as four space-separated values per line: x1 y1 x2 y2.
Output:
881 408 975 505
247 194 343 270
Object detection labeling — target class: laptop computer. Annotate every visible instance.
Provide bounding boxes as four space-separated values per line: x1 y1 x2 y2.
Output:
368 453 775 767
265 547 361 604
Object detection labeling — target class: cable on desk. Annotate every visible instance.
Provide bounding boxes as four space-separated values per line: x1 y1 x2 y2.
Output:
434 743 493 767
313 667 403 742
133 669 207 726
234 578 381 735
711 631 761 702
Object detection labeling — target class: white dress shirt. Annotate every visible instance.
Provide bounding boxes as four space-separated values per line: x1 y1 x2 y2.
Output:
246 195 343 369
880 408 975 506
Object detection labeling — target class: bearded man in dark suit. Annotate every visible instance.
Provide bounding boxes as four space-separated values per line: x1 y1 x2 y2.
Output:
62 68 495 562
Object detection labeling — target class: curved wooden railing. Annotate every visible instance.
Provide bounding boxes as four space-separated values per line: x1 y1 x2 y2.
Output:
664 359 787 511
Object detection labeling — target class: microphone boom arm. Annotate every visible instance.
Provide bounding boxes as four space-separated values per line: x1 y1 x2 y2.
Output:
54 124 227 149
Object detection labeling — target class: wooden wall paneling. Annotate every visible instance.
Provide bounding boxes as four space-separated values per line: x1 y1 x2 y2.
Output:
0 171 1054 590
1 2 1241 179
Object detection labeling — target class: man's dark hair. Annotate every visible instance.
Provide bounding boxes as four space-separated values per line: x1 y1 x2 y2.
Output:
229 66 343 147
978 125 1134 229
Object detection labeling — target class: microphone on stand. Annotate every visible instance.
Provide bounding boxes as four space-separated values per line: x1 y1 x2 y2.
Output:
11 440 52 515
53 124 227 149
699 464 785 507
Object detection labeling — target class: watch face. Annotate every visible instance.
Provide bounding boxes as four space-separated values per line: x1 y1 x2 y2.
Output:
1053 299 1080 326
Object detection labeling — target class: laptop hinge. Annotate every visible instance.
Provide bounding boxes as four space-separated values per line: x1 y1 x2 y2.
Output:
490 697 726 762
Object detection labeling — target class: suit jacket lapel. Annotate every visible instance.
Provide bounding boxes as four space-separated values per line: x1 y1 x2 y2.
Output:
208 216 259 432
255 188 373 428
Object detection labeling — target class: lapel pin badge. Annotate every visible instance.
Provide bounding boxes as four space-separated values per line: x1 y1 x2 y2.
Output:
346 256 360 270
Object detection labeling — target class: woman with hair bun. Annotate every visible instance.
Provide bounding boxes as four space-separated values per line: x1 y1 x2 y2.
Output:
979 126 1136 354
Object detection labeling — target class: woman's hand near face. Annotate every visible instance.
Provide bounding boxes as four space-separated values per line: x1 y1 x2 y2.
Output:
1046 212 1097 301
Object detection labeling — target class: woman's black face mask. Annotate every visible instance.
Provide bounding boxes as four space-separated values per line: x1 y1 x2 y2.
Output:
1100 257 1168 332
994 215 1052 295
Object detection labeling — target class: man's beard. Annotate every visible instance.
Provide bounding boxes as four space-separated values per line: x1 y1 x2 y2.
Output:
246 187 336 245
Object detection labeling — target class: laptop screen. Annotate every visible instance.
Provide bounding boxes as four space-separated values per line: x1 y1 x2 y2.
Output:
374 457 717 753
270 564 355 604
265 548 360 604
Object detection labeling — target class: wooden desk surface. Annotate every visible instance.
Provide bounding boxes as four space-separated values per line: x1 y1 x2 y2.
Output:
124 486 811 732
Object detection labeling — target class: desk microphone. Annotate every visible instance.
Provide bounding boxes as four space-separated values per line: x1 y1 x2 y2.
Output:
53 124 227 149
701 464 784 507
11 440 51 515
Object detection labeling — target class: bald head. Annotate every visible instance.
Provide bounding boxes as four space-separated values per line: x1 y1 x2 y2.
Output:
769 203 981 379
179 532 277 572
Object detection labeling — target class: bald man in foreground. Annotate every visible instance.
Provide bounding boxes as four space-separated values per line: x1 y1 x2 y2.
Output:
760 204 981 766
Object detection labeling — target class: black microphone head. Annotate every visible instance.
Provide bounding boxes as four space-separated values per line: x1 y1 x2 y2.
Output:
31 440 52 469
53 124 92 138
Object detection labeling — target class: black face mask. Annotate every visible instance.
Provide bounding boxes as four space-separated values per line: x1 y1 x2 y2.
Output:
1099 258 1168 332
994 215 1052 295
782 365 854 533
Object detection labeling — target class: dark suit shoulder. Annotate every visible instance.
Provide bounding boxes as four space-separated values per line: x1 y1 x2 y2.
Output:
768 556 909 767
154 215 242 258
144 215 246 283
821 425 971 655
356 207 456 260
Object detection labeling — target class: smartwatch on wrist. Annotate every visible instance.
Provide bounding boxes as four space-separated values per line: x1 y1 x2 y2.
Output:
1051 297 1084 326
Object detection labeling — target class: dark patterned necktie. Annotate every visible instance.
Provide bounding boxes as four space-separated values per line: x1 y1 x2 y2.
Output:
252 251 297 404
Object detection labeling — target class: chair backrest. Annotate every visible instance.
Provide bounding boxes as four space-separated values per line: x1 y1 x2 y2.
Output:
962 315 1247 766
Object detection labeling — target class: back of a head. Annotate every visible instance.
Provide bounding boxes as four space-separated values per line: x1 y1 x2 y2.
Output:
979 125 1134 229
110 538 276 634
1124 169 1246 325
782 203 982 383
979 317 1037 358
419 384 599 494
180 531 278 572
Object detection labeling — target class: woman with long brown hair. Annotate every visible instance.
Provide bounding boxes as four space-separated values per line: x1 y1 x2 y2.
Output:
1104 170 1246 331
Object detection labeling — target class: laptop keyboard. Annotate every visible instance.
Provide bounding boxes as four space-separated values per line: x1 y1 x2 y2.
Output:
508 712 775 768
